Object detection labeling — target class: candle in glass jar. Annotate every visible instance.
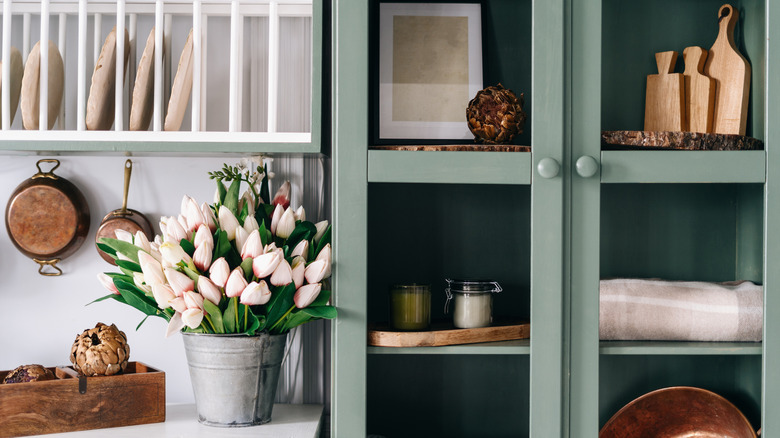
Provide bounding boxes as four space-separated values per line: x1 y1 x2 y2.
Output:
389 284 431 331
453 293 492 328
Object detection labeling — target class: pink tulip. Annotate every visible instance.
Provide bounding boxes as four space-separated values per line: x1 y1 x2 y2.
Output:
209 257 230 288
181 308 205 329
218 205 241 240
291 240 309 261
115 229 134 243
166 312 184 337
294 205 305 222
193 224 213 249
183 195 206 231
235 227 249 254
151 283 176 309
271 181 291 209
252 250 283 278
164 268 195 297
294 283 321 309
201 202 217 232
291 256 305 289
276 207 296 239
225 267 248 298
193 240 213 272
169 297 188 313
163 216 188 242
134 231 152 253
270 258 293 286
304 259 327 284
160 240 192 266
241 230 263 260
315 243 332 279
133 272 152 294
97 273 119 295
270 204 283 235
313 220 329 243
240 190 255 214
197 276 223 306
240 280 272 305
183 291 205 311
243 215 259 234
138 251 165 286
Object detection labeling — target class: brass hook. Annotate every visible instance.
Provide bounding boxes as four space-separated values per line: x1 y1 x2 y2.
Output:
32 159 61 180
34 258 63 276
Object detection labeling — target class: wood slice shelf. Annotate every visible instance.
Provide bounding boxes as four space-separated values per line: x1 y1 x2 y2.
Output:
369 144 531 152
0 362 165 437
601 130 763 151
368 321 530 347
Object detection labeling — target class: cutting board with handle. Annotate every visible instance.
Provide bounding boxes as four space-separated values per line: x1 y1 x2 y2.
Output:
683 46 715 133
703 3 751 135
644 51 685 132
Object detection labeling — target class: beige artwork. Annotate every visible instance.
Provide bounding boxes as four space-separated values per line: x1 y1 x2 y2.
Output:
392 15 469 123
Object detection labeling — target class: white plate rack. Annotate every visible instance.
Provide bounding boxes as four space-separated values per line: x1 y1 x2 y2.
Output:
0 0 321 152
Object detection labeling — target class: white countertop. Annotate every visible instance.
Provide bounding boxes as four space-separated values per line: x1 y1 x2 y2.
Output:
29 404 324 438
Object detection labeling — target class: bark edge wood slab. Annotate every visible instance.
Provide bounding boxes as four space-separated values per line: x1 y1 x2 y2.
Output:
368 321 530 347
601 130 763 151
0 362 165 437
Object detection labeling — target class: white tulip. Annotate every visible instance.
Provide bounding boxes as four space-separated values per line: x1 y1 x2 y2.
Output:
193 240 213 272
201 202 217 232
270 258 293 286
151 283 176 309
240 280 272 306
291 256 305 289
133 231 152 253
197 276 223 306
241 230 264 260
193 224 213 249
218 205 241 240
276 208 296 239
138 251 165 286
304 259 328 284
181 308 204 329
166 312 185 337
295 205 306 222
291 240 309 261
315 243 331 279
253 250 283 279
243 215 259 235
235 227 249 254
115 229 134 243
160 241 191 266
270 205 284 235
313 220 329 243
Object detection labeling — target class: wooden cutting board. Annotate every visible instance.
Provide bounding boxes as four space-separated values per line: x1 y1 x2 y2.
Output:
683 46 715 133
703 4 751 135
368 321 529 347
644 51 685 131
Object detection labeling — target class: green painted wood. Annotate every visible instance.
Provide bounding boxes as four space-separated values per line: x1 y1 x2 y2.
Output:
599 341 763 356
368 150 532 185
600 151 766 183
330 0 368 437
736 184 765 283
763 0 779 434
0 139 322 154
530 0 566 436
367 340 530 355
569 0 602 436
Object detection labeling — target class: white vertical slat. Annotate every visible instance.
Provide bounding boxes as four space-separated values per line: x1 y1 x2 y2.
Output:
229 0 239 132
77 0 87 131
200 14 208 130
249 17 258 132
153 0 163 131
22 13 30 62
115 0 125 131
2 0 11 130
39 0 50 131
192 0 201 132
57 13 67 130
128 13 137 127
267 0 279 133
93 13 101 66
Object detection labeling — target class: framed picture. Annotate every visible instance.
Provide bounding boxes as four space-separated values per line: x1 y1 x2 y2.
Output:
379 3 483 140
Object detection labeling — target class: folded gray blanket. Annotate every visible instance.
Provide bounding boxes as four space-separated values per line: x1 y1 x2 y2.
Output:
599 279 762 342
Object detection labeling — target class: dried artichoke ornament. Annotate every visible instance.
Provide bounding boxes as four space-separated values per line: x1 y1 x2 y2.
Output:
467 84 526 144
2 364 56 384
70 322 130 376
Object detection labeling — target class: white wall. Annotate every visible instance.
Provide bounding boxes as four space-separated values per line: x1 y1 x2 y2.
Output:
0 155 248 403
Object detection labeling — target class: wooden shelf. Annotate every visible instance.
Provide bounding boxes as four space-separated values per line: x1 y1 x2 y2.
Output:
368 339 530 355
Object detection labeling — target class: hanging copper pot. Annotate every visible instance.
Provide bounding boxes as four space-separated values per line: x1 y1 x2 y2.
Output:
5 159 90 276
95 159 154 264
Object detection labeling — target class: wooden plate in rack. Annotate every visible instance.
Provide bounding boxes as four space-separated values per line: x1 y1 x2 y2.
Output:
86 26 130 131
129 27 158 131
0 47 24 125
164 28 194 132
20 40 64 130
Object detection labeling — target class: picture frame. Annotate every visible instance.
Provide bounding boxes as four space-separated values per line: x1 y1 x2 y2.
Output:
378 3 483 141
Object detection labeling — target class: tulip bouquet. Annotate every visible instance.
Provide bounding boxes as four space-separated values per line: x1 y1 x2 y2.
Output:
95 161 336 336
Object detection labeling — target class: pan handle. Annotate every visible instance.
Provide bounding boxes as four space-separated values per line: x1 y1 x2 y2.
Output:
32 159 61 180
33 258 63 276
120 159 132 214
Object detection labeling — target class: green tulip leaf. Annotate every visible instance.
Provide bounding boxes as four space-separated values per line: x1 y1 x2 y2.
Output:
116 259 142 273
243 307 261 334
216 179 227 206
313 225 331 259
223 297 239 333
204 299 225 334
240 257 254 281
114 279 160 316
87 293 127 306
266 283 296 331
280 310 311 332
180 238 196 257
239 202 250 225
181 265 200 282
97 242 117 258
286 221 316 252
98 238 141 263
259 166 270 204
301 305 338 320
136 315 151 330
309 289 331 307
258 221 269 247
224 178 241 217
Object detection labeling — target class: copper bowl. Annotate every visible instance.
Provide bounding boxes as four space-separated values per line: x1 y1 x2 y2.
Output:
600 386 757 438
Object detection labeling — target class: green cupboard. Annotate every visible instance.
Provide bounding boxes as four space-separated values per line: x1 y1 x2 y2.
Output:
331 0 778 437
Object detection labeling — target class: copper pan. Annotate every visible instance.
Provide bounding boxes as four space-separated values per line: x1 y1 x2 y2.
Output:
95 160 153 264
600 386 758 437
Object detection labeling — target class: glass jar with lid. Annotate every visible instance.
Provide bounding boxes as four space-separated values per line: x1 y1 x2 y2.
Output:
444 279 502 328
389 283 431 331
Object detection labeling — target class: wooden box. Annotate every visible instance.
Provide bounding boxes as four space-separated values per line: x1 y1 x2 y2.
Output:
0 362 165 437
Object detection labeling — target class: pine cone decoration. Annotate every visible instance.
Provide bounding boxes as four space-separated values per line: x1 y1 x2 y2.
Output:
467 84 526 144
2 364 56 384
70 323 130 376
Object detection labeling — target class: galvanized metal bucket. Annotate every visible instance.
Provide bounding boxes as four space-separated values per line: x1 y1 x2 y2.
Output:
181 332 288 427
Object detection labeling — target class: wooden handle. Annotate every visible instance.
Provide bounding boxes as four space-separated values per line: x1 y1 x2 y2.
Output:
718 4 738 37
683 46 708 74
655 51 678 74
